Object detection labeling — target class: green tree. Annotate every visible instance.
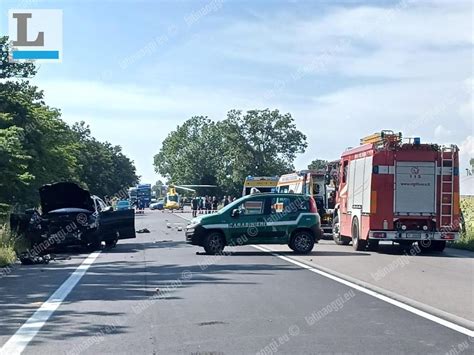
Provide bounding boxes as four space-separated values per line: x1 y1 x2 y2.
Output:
218 109 307 194
153 109 307 196
0 36 138 205
0 36 79 204
308 159 328 171
154 116 222 188
71 122 138 198
152 180 164 198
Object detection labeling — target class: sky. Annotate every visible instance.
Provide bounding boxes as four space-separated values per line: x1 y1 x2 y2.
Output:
1 0 473 189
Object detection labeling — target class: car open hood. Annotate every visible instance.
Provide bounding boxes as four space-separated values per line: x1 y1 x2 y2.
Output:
39 182 94 214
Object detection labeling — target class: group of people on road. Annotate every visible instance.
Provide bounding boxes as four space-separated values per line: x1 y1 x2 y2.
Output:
191 195 236 217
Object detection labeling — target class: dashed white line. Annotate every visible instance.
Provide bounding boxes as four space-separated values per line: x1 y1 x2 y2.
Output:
0 251 101 355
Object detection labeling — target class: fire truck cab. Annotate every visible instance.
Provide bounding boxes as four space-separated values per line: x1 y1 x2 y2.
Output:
332 130 460 252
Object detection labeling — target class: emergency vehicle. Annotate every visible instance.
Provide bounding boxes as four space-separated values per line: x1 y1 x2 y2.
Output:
277 171 335 237
242 176 279 196
332 130 460 252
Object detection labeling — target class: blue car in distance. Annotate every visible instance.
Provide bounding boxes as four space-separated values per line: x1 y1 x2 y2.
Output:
116 200 131 211
149 200 164 210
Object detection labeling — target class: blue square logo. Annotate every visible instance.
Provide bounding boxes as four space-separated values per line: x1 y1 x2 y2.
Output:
8 9 63 63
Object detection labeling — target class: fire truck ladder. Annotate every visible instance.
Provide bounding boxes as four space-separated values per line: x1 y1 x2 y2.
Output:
440 146 455 228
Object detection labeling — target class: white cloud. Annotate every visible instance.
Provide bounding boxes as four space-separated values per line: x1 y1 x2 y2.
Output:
434 125 453 140
459 135 474 167
32 0 473 182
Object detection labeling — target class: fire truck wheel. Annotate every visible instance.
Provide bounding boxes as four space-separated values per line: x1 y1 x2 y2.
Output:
332 216 350 245
417 240 443 253
351 217 366 251
431 241 446 252
367 240 379 251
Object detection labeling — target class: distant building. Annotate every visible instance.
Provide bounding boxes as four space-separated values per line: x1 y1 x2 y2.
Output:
460 175 474 196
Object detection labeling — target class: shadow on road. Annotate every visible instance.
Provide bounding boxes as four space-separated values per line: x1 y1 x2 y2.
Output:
0 243 298 342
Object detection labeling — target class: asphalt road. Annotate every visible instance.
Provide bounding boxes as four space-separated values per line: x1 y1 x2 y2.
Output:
0 210 472 355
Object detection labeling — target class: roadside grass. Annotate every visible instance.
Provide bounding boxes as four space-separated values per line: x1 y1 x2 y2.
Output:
0 224 17 267
449 196 474 251
0 205 30 267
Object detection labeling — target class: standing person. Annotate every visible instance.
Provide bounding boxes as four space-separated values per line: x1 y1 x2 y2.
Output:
212 196 218 212
223 196 230 207
191 195 199 218
198 197 202 214
205 197 212 214
138 200 144 214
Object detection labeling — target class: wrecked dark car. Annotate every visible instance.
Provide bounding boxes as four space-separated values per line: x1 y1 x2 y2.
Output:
11 182 135 251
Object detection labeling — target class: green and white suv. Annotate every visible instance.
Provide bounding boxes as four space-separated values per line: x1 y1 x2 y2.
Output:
185 193 322 254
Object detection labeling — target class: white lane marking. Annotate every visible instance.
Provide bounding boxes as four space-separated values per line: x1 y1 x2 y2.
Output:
176 212 474 336
252 245 474 337
0 251 101 355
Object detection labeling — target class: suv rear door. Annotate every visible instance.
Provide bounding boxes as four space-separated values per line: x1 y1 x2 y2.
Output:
98 208 136 242
268 195 310 239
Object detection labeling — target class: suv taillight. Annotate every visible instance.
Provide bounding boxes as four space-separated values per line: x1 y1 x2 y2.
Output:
309 197 318 213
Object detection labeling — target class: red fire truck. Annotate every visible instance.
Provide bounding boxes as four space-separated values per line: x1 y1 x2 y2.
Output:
331 130 460 252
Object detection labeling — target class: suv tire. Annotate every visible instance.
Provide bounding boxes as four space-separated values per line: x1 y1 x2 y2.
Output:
352 217 366 251
291 231 314 254
332 215 350 245
203 232 225 255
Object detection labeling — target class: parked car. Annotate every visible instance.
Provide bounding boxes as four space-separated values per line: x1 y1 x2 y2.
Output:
185 193 322 254
10 182 136 250
149 200 164 210
116 200 131 211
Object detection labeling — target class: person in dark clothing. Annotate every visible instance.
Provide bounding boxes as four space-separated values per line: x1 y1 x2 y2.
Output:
223 196 230 207
212 196 218 212
205 197 212 214
198 197 203 214
191 196 199 218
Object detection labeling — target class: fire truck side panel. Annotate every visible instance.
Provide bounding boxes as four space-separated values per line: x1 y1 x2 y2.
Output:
370 151 395 231
339 145 374 240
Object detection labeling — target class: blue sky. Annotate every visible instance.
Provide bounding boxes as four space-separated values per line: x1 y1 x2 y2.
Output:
1 0 473 190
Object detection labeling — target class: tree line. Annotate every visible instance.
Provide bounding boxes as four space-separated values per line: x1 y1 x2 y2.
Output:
0 36 138 213
153 110 309 196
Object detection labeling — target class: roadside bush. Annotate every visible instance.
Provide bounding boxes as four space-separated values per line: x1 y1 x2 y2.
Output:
0 224 17 267
0 203 10 224
450 196 474 251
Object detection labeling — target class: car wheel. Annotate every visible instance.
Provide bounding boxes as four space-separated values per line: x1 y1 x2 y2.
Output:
88 239 102 251
291 231 314 254
106 239 118 248
203 232 225 255
352 217 366 251
332 215 350 245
